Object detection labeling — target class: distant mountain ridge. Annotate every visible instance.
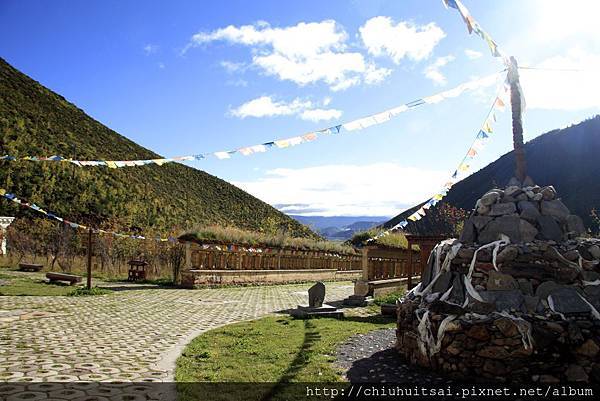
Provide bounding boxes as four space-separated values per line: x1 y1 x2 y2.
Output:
0 57 317 238
290 215 388 240
384 116 600 235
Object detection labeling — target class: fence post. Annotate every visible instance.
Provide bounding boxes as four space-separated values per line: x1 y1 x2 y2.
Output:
361 247 369 281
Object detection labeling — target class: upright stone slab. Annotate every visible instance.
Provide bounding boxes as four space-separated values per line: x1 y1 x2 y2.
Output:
308 282 325 307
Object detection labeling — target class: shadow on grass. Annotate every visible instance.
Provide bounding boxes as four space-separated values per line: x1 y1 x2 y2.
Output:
259 319 321 401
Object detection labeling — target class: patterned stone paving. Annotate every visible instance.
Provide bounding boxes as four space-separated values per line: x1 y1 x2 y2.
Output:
0 281 354 388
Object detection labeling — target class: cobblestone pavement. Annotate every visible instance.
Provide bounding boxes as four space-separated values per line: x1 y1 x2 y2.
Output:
335 328 454 385
0 281 354 388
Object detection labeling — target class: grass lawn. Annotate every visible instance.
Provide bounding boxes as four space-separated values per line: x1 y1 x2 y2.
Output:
176 311 396 400
0 272 112 296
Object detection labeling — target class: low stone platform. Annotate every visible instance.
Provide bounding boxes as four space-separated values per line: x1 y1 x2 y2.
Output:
291 304 344 319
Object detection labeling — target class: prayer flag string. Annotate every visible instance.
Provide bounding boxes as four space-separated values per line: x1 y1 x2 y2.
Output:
0 73 502 168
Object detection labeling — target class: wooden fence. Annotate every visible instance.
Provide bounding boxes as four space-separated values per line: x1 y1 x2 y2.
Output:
361 246 421 281
186 243 362 271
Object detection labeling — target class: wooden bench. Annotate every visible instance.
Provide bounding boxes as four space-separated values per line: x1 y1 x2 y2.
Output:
19 263 43 272
46 272 82 285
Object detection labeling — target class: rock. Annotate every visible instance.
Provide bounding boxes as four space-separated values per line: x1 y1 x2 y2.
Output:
536 215 563 242
432 271 453 294
540 186 557 201
487 271 518 291
535 281 562 300
532 193 543 201
479 215 521 244
477 248 492 262
576 339 600 358
447 274 466 305
480 191 501 206
468 300 496 314
466 325 490 341
490 202 517 216
477 203 491 215
519 219 539 243
565 364 588 382
581 271 600 282
482 289 524 312
523 295 540 313
429 300 466 315
507 177 521 187
589 245 600 259
539 375 560 384
549 287 591 315
497 245 518 264
515 193 528 201
457 248 475 259
566 215 586 235
518 201 541 222
517 278 534 296
567 322 584 344
505 185 522 197
562 249 579 261
477 346 510 360
541 199 570 222
483 359 507 376
495 318 520 337
459 218 476 243
446 342 462 356
583 286 600 309
472 216 493 231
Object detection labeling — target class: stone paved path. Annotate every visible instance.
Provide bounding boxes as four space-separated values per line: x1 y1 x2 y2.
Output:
0 281 354 386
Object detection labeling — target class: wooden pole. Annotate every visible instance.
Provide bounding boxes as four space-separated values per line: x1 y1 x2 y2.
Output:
86 227 93 290
507 56 527 183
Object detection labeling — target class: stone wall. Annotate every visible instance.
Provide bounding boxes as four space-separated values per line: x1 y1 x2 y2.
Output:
180 269 362 288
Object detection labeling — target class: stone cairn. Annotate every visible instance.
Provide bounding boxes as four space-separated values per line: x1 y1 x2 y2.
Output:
396 179 600 383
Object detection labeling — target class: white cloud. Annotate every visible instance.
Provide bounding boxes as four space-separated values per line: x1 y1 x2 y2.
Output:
233 163 448 216
519 48 600 110
184 20 392 90
230 96 310 118
300 108 342 122
230 95 342 122
220 60 246 73
423 55 455 85
359 16 445 64
464 49 482 60
143 44 159 55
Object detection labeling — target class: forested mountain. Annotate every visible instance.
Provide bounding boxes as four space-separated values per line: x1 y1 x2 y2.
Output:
0 58 317 238
384 116 600 235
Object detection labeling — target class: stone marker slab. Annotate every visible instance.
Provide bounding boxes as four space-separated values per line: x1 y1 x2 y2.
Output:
549 287 590 315
487 271 518 291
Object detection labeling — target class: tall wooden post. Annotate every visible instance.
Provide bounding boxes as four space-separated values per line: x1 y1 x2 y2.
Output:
507 56 527 182
86 227 93 290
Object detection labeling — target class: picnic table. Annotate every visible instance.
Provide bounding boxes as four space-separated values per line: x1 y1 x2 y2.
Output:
127 260 149 282
19 263 43 272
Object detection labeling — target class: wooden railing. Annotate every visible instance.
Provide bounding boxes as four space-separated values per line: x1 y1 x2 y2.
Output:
186 243 362 271
361 246 421 281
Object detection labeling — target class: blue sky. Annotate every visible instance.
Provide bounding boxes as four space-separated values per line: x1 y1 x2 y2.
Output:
1 0 599 217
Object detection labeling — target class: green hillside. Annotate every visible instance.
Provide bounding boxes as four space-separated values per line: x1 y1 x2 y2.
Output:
383 115 600 235
0 57 317 238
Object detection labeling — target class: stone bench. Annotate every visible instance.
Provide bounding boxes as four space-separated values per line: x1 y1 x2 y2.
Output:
18 263 43 272
46 272 82 285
